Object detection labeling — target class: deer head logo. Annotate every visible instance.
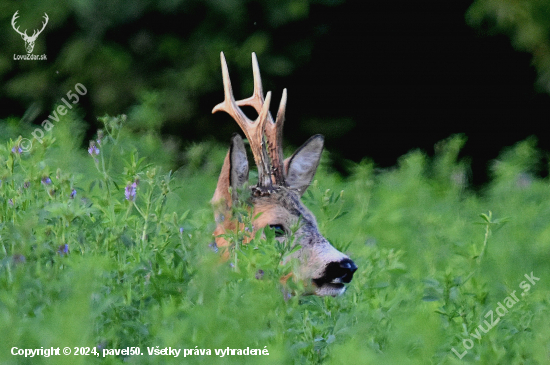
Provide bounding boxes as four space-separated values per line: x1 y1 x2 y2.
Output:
11 11 49 54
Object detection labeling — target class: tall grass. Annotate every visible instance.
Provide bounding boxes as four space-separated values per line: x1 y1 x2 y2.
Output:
0 115 549 364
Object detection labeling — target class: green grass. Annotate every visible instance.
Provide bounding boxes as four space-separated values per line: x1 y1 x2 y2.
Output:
0 115 549 364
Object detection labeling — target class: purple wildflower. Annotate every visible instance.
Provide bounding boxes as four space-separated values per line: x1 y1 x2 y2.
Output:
179 227 184 234
11 145 22 154
12 254 26 265
41 176 52 185
125 181 138 201
23 181 30 189
255 269 264 280
97 130 104 146
88 142 100 156
208 241 219 253
70 189 77 199
58 244 69 255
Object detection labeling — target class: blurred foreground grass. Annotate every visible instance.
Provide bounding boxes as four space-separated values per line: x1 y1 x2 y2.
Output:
0 114 549 364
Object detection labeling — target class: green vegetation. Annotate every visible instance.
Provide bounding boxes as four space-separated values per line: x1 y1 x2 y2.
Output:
1 114 549 364
2 0 327 142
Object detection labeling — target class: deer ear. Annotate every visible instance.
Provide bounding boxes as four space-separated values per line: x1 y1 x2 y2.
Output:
285 134 324 196
229 133 249 198
212 134 249 210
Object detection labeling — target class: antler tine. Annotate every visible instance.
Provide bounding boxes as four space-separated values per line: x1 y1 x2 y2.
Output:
36 13 49 36
265 88 287 185
236 52 267 115
236 53 286 186
255 90 273 189
29 13 49 38
212 52 273 190
11 11 28 37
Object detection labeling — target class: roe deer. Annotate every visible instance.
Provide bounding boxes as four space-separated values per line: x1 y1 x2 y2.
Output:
211 52 357 296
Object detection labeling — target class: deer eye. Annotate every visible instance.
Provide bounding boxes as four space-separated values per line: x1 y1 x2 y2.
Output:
269 224 286 237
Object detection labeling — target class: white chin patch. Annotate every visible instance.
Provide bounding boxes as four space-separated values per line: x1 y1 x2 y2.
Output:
315 283 346 297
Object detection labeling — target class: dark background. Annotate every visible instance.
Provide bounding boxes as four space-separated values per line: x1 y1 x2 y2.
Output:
1 0 548 185
298 1 549 184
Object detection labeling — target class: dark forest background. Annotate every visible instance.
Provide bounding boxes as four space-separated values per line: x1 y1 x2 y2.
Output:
1 0 550 185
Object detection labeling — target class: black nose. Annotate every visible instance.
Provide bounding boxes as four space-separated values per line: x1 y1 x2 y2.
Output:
335 258 357 283
313 259 358 287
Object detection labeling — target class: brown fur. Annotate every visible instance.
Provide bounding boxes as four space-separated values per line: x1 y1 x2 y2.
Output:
211 156 351 296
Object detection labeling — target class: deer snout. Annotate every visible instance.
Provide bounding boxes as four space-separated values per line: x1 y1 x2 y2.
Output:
326 258 357 284
312 258 358 288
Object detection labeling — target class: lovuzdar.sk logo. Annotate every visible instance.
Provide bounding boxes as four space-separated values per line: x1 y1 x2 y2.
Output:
12 10 48 61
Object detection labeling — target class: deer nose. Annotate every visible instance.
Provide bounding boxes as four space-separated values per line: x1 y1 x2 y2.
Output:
323 258 357 284
337 258 357 283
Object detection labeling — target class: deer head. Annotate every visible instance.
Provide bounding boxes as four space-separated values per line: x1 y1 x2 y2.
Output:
12 11 49 54
211 52 357 296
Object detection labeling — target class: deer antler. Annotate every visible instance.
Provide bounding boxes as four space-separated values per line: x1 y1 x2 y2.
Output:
213 52 273 191
11 11 48 40
235 53 287 186
30 13 49 39
11 11 28 37
213 52 287 191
